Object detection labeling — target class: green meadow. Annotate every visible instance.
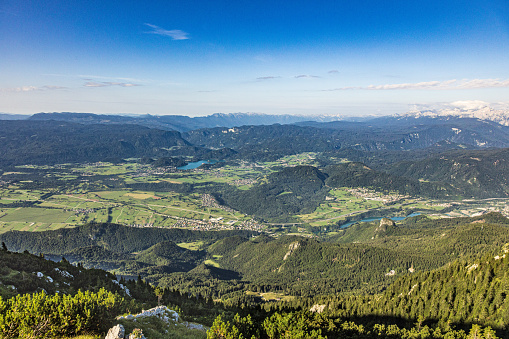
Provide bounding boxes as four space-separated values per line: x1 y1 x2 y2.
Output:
0 158 501 234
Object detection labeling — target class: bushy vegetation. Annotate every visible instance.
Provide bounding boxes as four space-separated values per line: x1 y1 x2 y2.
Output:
207 311 501 339
0 289 127 338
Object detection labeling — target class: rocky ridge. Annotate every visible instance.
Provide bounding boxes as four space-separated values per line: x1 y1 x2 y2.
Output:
403 105 509 126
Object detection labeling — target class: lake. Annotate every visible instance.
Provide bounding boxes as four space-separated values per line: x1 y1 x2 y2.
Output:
178 160 219 170
340 213 421 229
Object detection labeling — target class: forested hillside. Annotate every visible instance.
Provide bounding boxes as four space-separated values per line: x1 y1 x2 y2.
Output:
324 162 458 198
0 244 129 298
389 148 509 197
30 112 336 132
220 166 329 221
0 120 189 166
4 214 509 305
184 117 509 157
208 243 509 338
0 223 257 254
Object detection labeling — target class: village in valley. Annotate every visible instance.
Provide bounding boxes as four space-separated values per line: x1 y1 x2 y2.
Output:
1 153 508 237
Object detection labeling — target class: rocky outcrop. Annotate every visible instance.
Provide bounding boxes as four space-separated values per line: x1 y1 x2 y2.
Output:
117 305 179 323
373 218 395 238
310 304 326 313
283 241 301 260
105 324 124 339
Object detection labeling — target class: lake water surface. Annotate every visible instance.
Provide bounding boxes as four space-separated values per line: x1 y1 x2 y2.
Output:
178 160 218 170
340 213 421 229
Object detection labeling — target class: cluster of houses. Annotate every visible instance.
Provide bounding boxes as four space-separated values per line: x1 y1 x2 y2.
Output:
346 188 409 203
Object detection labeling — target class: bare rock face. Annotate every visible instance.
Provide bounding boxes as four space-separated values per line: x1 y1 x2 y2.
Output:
105 324 125 339
283 241 301 260
379 218 395 229
373 218 395 238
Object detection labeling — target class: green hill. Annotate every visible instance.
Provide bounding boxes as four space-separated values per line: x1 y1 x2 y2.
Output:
0 120 189 166
325 162 459 198
0 245 129 299
0 222 257 254
136 241 204 266
220 165 328 221
320 243 509 331
389 148 509 198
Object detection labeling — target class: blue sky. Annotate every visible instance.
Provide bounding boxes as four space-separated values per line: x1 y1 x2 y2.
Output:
1 0 508 116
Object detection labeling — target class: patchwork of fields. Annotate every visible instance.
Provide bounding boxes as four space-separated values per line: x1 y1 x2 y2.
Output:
1 154 508 235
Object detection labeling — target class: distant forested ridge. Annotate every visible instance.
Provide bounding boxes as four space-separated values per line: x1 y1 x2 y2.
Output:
29 112 341 132
215 163 458 221
388 147 509 198
0 120 189 166
0 223 257 254
2 117 509 199
184 117 509 155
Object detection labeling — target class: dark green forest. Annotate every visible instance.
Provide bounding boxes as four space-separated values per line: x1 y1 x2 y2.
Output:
2 229 509 338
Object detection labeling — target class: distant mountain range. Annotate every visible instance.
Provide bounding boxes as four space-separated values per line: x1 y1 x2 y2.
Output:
24 106 509 128
0 113 29 120
29 112 354 132
0 107 505 130
400 105 509 126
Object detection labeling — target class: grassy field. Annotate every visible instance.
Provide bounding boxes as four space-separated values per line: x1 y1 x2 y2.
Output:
203 259 220 267
1 158 505 234
245 290 296 302
177 241 205 250
297 188 386 225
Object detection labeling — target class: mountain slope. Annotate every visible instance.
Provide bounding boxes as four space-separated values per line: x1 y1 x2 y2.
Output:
29 112 346 132
389 148 509 198
0 246 129 299
0 120 189 166
220 165 329 220
325 162 458 198
329 243 509 329
0 223 257 254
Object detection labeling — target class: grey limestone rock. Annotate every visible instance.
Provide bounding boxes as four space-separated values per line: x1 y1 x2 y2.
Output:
105 324 125 339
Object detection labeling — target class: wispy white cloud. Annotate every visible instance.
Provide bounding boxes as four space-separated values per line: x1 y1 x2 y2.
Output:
449 100 489 110
328 70 339 74
455 78 509 89
0 85 66 92
144 23 189 40
410 100 509 112
84 82 140 88
295 74 320 79
256 76 281 80
323 78 509 91
79 74 149 83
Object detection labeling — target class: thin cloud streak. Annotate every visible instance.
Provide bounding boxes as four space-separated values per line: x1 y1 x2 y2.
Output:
144 23 189 40
79 75 149 83
323 78 509 91
0 85 66 92
84 82 140 88
295 74 320 79
256 76 281 80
